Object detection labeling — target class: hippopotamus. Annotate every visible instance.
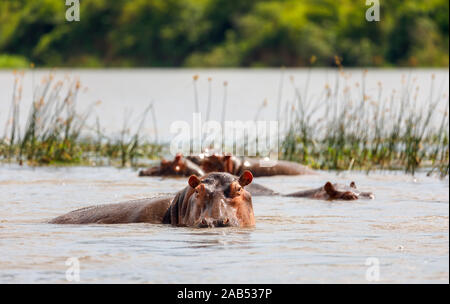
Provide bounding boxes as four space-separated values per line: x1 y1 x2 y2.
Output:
235 180 374 200
138 154 204 177
187 153 315 177
238 158 315 177
137 154 277 197
198 154 240 174
140 152 315 178
185 155 203 166
50 171 255 228
285 181 375 200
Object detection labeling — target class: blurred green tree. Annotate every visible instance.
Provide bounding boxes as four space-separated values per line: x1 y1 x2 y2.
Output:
0 0 447 67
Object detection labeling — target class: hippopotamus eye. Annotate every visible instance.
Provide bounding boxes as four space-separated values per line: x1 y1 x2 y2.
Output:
225 184 242 198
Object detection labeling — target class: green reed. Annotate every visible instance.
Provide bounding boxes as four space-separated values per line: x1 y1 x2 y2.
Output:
1 68 448 177
0 71 162 166
280 65 449 177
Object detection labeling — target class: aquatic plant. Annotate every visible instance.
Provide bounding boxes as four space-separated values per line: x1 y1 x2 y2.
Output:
1 67 448 177
279 66 449 177
0 70 162 166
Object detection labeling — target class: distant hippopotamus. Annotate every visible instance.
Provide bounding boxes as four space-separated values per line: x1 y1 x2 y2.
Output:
139 153 314 178
138 154 204 177
138 154 278 197
238 158 315 177
188 154 315 177
239 180 374 200
50 171 255 228
285 181 375 200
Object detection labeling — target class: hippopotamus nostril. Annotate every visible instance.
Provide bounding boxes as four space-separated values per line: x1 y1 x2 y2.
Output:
214 218 230 227
201 218 208 226
341 191 359 200
197 217 231 228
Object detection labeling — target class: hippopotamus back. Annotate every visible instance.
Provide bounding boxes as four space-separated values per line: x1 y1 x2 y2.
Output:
139 155 205 177
285 181 374 200
49 197 172 224
238 158 315 177
50 171 256 227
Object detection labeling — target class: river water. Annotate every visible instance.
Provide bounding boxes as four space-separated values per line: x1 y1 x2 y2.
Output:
0 69 448 283
0 165 448 283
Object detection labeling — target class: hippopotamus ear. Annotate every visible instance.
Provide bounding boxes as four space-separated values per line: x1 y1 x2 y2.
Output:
350 181 356 188
239 170 253 187
175 153 183 161
324 182 338 197
188 175 201 188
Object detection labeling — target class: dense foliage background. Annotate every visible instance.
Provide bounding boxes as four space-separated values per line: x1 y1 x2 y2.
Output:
0 0 448 68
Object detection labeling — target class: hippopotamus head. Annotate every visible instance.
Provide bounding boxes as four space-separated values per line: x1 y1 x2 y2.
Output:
160 154 186 174
139 154 204 177
324 181 375 200
168 171 255 228
201 154 241 175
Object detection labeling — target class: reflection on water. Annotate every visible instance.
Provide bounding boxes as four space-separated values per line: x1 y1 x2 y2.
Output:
0 165 448 283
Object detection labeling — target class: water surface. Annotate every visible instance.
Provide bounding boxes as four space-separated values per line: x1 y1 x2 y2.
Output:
0 165 448 283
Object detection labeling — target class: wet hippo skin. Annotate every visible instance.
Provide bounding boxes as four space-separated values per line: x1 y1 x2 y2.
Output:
189 154 315 177
237 158 315 177
138 154 204 177
50 176 373 227
245 183 279 196
50 171 256 228
142 153 316 178
49 197 173 224
285 181 375 200
245 180 373 200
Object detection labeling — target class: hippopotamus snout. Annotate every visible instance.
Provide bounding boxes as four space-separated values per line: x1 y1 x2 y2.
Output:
359 192 375 200
285 181 375 201
179 171 254 228
194 193 239 228
197 217 233 228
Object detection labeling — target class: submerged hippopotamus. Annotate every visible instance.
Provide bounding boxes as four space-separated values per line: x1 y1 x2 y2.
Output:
188 153 315 177
139 153 236 177
138 154 204 177
50 171 255 228
243 180 374 200
139 153 314 178
238 158 315 177
285 181 375 200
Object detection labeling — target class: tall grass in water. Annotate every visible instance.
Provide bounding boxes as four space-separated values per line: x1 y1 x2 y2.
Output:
0 71 161 166
280 64 449 177
3 71 92 164
1 68 448 176
117 104 154 167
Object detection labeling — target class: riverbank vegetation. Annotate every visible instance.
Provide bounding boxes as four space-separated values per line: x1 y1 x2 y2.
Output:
0 68 448 177
0 0 448 68
0 71 161 166
279 62 449 177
